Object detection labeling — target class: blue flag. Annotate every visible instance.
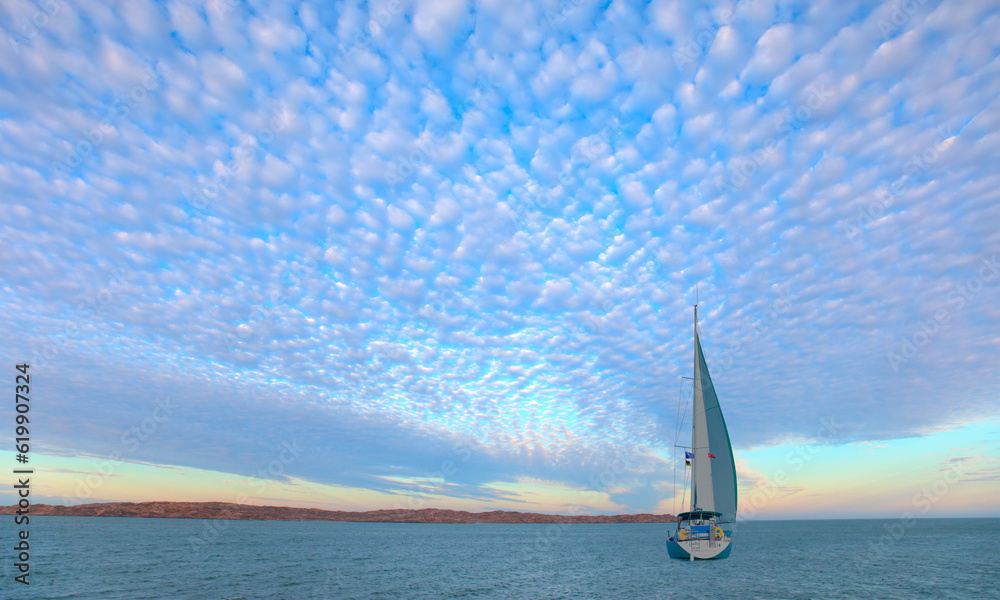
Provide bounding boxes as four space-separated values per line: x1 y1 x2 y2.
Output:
684 451 694 459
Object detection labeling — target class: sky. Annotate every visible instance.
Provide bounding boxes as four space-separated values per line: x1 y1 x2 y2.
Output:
1 0 998 519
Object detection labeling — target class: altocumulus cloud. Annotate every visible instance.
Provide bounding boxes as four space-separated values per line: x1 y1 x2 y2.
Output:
0 0 998 512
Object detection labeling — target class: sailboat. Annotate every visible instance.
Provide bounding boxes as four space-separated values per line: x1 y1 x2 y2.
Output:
666 303 738 560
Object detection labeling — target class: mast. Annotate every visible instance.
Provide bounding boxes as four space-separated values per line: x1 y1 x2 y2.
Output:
690 303 699 512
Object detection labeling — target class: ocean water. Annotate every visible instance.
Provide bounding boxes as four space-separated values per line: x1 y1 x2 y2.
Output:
7 517 998 599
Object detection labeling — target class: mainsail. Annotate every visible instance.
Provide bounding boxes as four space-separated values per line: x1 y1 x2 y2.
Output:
689 308 738 524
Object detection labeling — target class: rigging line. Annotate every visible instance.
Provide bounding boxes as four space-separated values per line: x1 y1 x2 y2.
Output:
677 391 689 443
673 377 685 442
675 380 694 516
673 378 692 514
672 378 685 515
672 378 685 455
692 404 723 418
679 462 689 513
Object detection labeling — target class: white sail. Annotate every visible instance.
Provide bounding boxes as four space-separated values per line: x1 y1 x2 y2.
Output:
689 308 737 524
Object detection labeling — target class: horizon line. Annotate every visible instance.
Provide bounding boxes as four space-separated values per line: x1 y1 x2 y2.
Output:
5 500 998 521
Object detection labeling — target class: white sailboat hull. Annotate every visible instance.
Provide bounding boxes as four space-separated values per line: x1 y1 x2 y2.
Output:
665 537 732 560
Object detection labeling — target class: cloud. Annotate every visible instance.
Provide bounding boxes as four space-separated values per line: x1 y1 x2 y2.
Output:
412 0 471 53
0 0 998 514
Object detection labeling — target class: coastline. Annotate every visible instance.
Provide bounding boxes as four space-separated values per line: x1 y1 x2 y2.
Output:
3 501 678 524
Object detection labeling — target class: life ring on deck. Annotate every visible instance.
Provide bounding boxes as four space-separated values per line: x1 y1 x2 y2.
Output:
714 527 723 540
678 529 686 541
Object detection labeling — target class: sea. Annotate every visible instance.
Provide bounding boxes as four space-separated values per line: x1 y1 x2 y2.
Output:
7 517 998 599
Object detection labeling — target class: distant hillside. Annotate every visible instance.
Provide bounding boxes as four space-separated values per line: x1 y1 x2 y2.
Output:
6 502 677 523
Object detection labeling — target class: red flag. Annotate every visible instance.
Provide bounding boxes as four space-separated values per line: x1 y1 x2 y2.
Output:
708 453 716 458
